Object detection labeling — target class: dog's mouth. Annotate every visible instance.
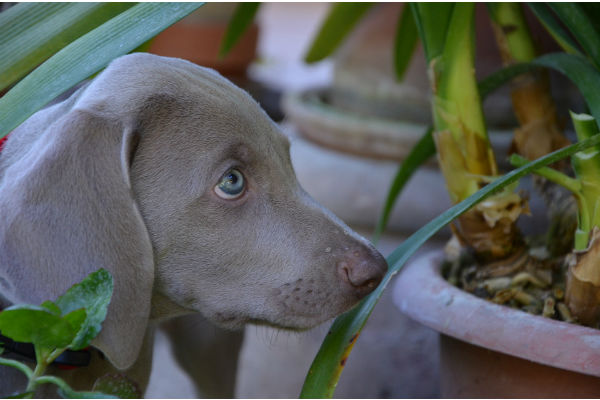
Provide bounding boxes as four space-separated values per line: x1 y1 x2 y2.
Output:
208 276 371 331
212 310 339 332
246 316 335 332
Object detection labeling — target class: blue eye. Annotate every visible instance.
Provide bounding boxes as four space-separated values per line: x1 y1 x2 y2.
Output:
214 169 245 199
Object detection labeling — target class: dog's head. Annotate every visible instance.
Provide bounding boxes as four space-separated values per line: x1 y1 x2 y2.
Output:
0 54 387 370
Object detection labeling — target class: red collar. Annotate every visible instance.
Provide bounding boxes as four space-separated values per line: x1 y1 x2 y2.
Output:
0 135 8 153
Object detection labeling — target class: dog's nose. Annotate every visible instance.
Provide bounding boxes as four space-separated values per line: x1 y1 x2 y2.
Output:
337 246 387 298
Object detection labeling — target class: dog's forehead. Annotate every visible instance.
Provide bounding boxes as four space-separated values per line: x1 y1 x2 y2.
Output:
97 54 291 161
76 53 249 115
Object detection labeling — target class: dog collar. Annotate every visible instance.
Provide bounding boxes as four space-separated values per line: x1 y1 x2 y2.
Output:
0 135 8 153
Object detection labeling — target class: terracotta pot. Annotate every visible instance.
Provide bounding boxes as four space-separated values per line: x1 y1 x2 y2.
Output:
148 7 258 77
393 250 600 398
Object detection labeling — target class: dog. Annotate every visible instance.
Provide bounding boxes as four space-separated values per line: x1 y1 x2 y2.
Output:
0 53 387 397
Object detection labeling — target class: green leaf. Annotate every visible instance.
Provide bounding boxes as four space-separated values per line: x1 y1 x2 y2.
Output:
7 392 35 399
300 135 600 398
0 305 75 349
55 269 113 350
304 3 373 63
532 53 600 131
0 3 135 92
372 127 434 243
219 2 260 58
40 301 62 316
478 62 537 99
371 62 537 241
34 376 117 399
548 4 600 68
580 4 600 26
0 2 203 139
58 388 117 399
410 3 454 62
92 374 142 399
527 3 581 55
394 5 419 81
63 308 87 336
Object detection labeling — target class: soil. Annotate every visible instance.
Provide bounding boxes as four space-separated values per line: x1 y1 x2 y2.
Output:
442 235 582 326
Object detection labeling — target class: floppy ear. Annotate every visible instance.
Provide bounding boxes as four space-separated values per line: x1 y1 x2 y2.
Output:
0 107 154 370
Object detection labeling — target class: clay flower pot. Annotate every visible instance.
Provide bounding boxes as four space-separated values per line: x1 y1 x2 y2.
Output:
148 5 258 78
393 250 600 398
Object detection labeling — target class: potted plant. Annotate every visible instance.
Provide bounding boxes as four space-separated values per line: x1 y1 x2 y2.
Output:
389 5 600 396
251 2 600 397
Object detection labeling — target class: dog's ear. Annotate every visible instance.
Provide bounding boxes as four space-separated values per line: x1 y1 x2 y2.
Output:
0 107 154 370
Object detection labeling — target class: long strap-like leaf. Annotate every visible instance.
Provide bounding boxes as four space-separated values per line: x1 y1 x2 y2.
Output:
532 53 600 131
527 3 581 56
548 4 600 69
410 3 454 63
0 3 135 92
300 133 600 399
0 2 203 138
219 2 260 58
304 3 373 63
393 5 419 81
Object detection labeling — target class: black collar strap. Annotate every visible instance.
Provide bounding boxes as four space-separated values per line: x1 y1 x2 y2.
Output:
0 333 91 369
0 305 91 369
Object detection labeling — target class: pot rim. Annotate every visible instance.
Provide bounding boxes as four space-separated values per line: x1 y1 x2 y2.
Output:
393 249 600 377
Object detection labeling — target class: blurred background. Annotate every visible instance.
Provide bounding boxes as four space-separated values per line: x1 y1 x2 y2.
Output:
0 2 589 398
143 3 446 398
143 2 571 397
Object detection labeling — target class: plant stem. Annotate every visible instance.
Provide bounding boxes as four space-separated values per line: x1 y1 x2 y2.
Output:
509 154 581 193
510 153 588 249
25 348 49 395
566 113 600 327
490 2 576 255
430 3 496 203
489 3 570 161
413 3 527 264
570 112 600 249
0 356 34 380
24 346 66 396
488 3 536 62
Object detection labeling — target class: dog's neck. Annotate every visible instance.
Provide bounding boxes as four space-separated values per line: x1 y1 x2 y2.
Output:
149 292 195 322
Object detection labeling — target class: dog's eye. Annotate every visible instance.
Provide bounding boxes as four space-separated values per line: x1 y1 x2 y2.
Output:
214 169 246 199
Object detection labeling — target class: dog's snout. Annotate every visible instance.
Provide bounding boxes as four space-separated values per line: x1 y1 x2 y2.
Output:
337 246 387 298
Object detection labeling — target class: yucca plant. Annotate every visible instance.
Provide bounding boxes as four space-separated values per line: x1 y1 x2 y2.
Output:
217 2 600 397
412 3 532 275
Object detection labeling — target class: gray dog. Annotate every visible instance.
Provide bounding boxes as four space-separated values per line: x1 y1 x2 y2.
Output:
0 53 387 397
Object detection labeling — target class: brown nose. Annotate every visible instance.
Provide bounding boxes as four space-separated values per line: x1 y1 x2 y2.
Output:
337 245 387 298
